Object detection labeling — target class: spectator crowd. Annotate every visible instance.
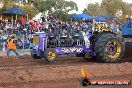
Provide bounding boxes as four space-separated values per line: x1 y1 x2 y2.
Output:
0 15 121 53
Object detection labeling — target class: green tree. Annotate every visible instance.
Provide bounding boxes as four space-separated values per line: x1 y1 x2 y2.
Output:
1 0 38 19
83 0 132 17
101 0 125 16
20 4 38 19
83 3 106 16
121 2 132 15
36 0 78 20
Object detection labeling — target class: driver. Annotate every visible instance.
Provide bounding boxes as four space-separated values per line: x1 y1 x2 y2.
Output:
61 23 68 37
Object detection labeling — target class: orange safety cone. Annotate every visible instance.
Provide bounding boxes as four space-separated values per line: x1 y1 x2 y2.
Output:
2 42 6 56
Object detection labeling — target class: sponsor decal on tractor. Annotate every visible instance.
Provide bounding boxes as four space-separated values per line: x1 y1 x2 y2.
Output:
61 47 83 53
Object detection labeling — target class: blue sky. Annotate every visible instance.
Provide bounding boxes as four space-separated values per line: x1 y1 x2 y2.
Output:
66 0 132 14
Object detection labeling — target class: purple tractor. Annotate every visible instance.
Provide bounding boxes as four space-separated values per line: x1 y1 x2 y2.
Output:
31 28 125 63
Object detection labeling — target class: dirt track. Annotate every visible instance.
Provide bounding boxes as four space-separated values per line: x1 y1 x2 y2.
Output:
0 55 132 88
0 41 132 88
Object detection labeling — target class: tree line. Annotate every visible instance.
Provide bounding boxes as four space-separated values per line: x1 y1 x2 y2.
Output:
0 0 132 21
83 0 132 17
0 0 78 21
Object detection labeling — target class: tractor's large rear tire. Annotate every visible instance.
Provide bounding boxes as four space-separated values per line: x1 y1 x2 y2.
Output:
94 33 124 63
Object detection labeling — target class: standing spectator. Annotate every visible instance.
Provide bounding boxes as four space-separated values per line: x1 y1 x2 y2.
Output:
4 18 8 23
41 16 46 22
6 35 19 57
0 18 2 23
34 20 39 31
20 17 25 25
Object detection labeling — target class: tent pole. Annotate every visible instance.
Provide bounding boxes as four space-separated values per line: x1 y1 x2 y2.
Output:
16 14 17 24
1 13 2 19
12 14 13 24
71 18 72 22
27 14 28 21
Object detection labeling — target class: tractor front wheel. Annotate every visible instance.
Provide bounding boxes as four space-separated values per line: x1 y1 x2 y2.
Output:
44 48 57 62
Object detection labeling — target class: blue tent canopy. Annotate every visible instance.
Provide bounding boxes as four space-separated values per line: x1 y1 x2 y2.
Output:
94 16 108 22
3 7 27 14
72 14 93 19
104 15 115 20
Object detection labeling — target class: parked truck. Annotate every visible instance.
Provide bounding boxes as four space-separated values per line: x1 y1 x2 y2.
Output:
122 18 132 37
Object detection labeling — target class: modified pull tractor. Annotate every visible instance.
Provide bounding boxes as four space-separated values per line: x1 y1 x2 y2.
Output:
31 29 124 63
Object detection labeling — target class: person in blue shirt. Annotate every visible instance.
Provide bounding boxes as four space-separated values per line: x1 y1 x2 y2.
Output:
109 21 117 33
